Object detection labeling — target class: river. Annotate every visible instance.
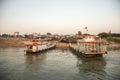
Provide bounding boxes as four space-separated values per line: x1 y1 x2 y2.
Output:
0 47 120 80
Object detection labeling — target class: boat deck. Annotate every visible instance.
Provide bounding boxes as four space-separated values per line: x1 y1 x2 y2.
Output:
24 41 56 53
69 43 107 56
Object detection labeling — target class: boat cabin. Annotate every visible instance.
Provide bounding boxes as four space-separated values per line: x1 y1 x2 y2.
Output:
84 35 95 42
77 35 107 55
24 42 38 53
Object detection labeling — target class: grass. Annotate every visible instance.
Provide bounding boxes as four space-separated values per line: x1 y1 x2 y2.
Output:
106 37 120 43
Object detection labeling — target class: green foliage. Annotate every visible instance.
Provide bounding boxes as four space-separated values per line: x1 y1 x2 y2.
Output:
78 31 82 35
41 35 46 39
98 32 108 38
46 32 52 35
106 37 120 43
2 34 9 37
108 30 111 37
111 33 120 37
24 34 28 38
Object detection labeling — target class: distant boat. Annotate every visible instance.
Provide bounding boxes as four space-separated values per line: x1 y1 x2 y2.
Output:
24 40 55 54
70 35 107 57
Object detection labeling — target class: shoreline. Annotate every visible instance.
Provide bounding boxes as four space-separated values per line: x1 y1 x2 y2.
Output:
0 38 24 47
0 38 70 49
0 38 120 50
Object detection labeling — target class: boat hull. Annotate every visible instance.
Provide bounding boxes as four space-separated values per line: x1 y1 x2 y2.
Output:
25 44 56 54
69 44 106 58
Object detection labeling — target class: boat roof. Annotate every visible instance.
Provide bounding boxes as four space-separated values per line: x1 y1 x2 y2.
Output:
77 39 106 44
24 41 38 46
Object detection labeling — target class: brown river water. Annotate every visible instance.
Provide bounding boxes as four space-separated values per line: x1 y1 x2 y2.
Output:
0 47 120 80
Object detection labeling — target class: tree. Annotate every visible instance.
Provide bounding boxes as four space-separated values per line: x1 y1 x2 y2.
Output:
24 34 29 38
41 35 46 39
111 33 120 37
108 30 111 37
98 32 108 38
46 32 52 35
78 31 82 35
2 34 9 37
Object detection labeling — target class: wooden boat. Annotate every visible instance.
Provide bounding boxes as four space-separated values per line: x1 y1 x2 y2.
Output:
69 35 107 57
24 40 55 54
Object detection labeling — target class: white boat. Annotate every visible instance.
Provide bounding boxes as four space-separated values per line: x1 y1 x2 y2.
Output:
70 35 107 57
24 40 55 54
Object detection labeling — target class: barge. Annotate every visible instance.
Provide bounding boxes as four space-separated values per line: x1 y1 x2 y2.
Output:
70 35 107 57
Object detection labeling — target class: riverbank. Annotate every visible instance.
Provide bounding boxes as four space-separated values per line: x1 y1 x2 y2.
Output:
0 38 24 47
107 42 120 50
0 38 120 50
55 42 69 49
0 38 69 49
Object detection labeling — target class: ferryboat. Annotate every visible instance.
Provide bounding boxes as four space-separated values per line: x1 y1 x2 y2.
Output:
70 35 107 57
24 40 55 54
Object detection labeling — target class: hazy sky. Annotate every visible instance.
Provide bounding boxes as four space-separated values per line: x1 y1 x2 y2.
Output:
0 0 120 35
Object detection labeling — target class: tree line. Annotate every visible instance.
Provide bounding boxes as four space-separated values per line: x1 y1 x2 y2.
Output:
98 32 120 38
1 31 120 38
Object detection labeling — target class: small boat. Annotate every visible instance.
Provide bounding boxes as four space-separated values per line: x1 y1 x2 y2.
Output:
70 35 107 57
24 40 55 54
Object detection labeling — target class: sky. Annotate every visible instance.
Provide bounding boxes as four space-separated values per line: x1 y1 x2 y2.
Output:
0 0 120 35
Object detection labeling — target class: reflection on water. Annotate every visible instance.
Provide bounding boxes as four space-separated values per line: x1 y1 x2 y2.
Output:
71 50 107 80
72 51 106 72
25 54 46 65
71 50 120 80
76 57 106 72
0 47 120 80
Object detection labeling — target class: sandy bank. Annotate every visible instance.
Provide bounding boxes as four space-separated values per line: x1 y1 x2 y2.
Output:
0 38 120 50
0 38 24 47
0 38 70 49
55 42 69 49
107 43 120 50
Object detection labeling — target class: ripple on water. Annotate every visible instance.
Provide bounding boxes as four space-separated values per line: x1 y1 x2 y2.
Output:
0 48 120 80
